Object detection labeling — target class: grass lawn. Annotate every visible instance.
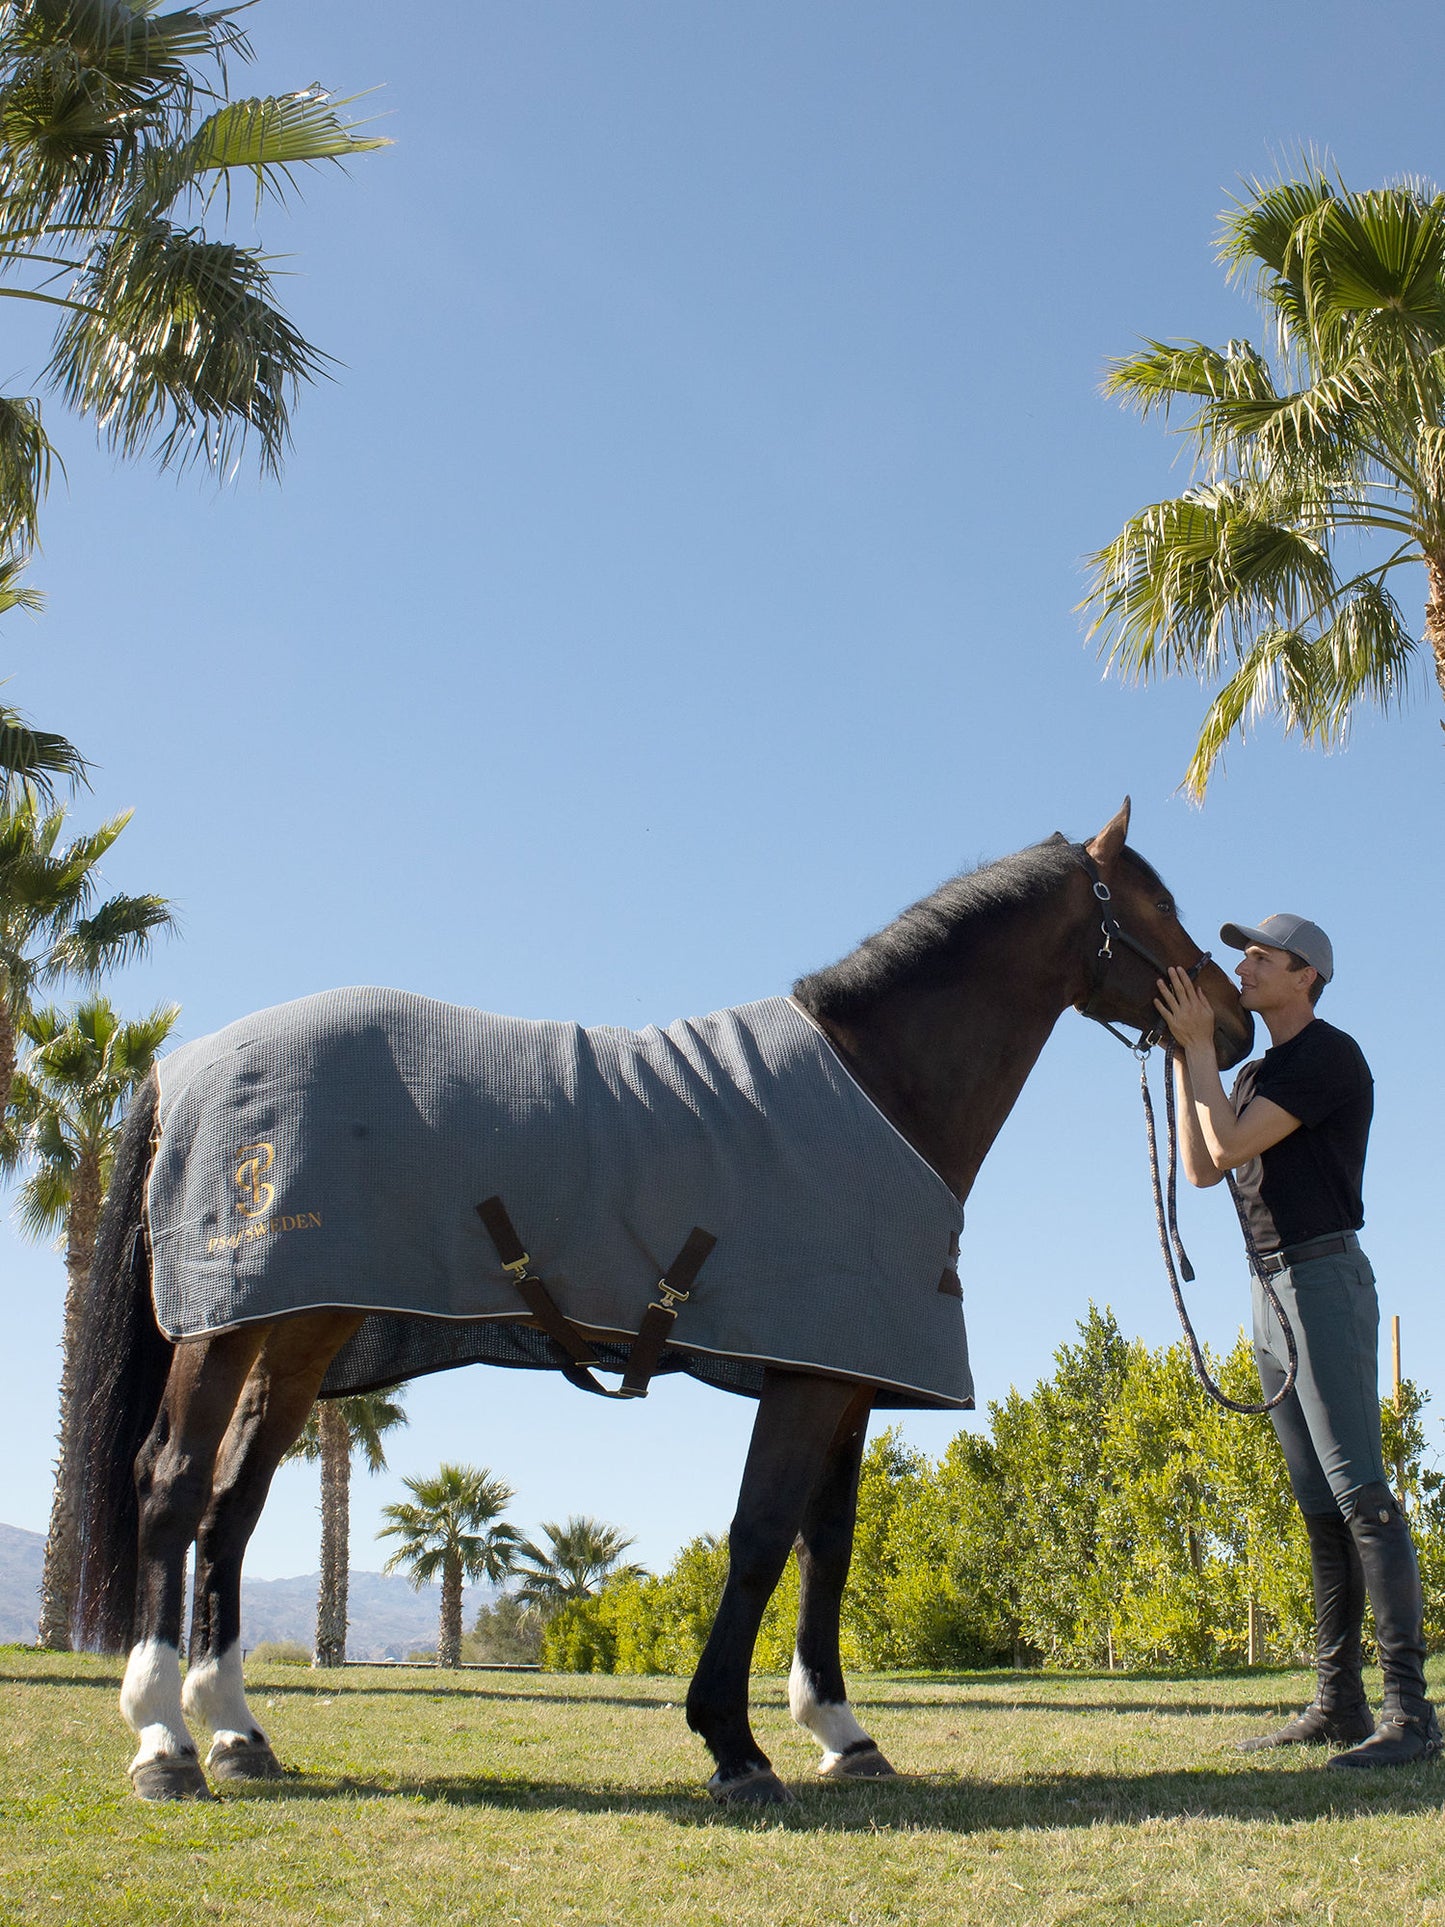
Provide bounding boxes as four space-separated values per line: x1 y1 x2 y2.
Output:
3 1648 1444 1925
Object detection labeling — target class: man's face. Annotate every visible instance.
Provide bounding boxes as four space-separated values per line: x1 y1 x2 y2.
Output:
1235 943 1315 1013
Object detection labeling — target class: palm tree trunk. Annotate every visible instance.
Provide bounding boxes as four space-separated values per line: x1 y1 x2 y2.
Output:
314 1401 351 1668
0 997 15 1119
1424 553 1445 703
37 1157 102 1649
438 1553 463 1668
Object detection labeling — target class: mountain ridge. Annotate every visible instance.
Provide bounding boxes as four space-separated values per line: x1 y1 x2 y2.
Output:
0 1523 494 1658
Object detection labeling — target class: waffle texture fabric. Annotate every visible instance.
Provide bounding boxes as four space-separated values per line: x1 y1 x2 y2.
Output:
147 989 971 1410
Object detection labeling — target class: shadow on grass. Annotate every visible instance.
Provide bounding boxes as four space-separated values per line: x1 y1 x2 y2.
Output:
852 1696 1318 1717
0 1664 1370 1726
254 1681 677 1710
225 1758 1445 1833
0 1664 122 1690
0 1665 674 1711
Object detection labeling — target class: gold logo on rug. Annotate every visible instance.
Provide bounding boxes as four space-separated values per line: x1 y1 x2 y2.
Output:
234 1142 276 1218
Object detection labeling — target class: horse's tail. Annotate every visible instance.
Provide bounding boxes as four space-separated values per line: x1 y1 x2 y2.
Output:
71 1070 171 1654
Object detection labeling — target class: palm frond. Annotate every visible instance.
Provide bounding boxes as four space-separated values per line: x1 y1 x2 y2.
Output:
380 1540 444 1590
510 1514 645 1602
47 213 326 472
18 997 73 1047
0 705 87 800
0 552 43 621
1179 578 1417 798
1304 188 1445 331
47 889 174 976
344 1388 408 1474
1219 169 1334 284
1082 482 1338 681
1306 572 1416 721
106 997 179 1072
178 87 389 204
0 393 56 549
14 1149 72 1238
9 0 247 87
1103 338 1277 421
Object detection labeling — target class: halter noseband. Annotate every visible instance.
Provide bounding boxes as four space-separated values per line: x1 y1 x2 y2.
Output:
1075 848 1211 1056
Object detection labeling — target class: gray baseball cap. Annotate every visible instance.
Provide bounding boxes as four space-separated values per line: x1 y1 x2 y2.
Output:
1220 913 1334 983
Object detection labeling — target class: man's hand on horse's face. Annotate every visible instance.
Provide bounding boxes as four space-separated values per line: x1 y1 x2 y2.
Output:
1155 965 1217 1054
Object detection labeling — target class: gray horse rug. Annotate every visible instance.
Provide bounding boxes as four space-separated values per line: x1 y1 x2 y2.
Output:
146 989 972 1410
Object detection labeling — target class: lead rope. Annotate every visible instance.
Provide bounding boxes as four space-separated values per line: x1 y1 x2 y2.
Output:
1139 1043 1298 1415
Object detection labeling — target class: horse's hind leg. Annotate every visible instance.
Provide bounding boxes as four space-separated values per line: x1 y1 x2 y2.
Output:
787 1396 895 1780
182 1313 362 1783
686 1369 868 1804
121 1327 267 1800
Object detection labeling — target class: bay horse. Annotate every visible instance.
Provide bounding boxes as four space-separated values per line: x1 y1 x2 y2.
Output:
68 799 1251 1804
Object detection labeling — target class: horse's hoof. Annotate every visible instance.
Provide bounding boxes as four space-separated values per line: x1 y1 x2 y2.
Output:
207 1736 284 1782
130 1754 213 1802
818 1743 897 1780
707 1765 793 1805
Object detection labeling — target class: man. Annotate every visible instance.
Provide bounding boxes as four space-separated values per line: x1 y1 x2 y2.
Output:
1155 913 1439 1770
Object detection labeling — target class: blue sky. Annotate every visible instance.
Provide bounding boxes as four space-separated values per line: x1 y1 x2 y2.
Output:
4 1 1445 1583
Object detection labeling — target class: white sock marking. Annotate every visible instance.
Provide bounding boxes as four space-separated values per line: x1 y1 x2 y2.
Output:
788 1651 873 1769
121 1639 196 1770
183 1642 267 1755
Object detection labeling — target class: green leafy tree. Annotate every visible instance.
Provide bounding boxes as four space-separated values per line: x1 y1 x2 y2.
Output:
1083 165 1445 796
984 1305 1134 1665
1204 1335 1312 1664
2 992 177 1647
465 1591 544 1665
377 1465 522 1668
0 0 388 596
0 782 172 1113
836 1429 927 1669
283 1387 409 1667
512 1515 647 1612
868 1431 1016 1670
1101 1339 1240 1667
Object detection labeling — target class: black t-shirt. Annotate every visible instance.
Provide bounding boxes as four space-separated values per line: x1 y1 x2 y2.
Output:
1229 1018 1373 1253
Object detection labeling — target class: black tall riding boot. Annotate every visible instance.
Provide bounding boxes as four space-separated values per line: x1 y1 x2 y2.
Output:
1238 1510 1373 1751
1330 1482 1442 1770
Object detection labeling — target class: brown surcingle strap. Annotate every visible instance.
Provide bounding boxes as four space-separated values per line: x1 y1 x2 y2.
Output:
475 1196 716 1401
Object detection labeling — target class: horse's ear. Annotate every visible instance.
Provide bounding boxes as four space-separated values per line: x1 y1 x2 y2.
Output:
1084 797 1132 869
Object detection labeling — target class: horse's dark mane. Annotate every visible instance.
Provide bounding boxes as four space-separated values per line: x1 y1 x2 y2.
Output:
794 835 1093 1021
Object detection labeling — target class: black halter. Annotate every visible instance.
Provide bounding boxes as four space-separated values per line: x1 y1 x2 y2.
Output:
1075 848 1211 1055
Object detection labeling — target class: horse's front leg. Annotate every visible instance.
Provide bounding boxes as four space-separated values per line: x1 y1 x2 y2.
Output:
686 1369 867 1804
121 1327 266 1800
787 1391 895 1780
183 1314 362 1783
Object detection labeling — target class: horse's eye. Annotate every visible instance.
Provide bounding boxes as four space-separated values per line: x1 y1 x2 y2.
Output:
1156 900 1174 916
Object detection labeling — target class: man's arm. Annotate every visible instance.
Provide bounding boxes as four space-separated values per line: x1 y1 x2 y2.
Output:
1170 1051 1225 1188
1155 968 1302 1180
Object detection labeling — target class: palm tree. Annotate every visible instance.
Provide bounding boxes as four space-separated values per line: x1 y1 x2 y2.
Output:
283 1388 409 1668
3 993 178 1647
377 1466 523 1668
0 0 388 581
0 782 173 1114
511 1516 648 1613
1082 165 1445 797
